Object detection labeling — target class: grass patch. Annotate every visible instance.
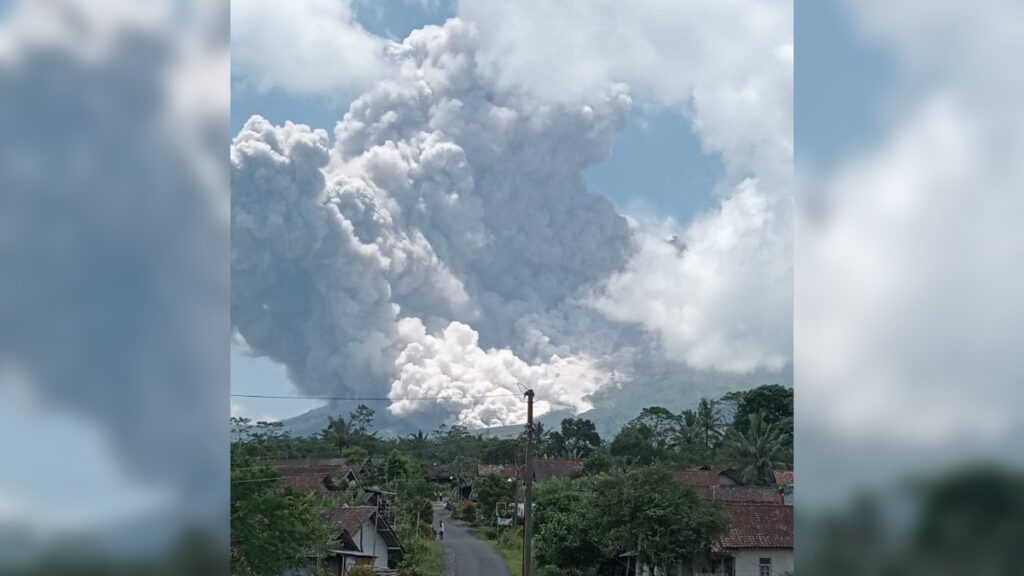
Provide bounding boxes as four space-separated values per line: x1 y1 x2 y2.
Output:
418 536 444 576
471 527 525 575
403 536 444 576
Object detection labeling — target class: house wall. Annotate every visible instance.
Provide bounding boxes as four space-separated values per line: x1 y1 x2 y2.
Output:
353 519 391 569
731 549 793 576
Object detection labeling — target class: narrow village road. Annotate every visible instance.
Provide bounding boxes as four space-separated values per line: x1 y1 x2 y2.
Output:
434 503 512 576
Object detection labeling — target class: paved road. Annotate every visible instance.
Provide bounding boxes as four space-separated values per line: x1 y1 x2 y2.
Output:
434 503 511 576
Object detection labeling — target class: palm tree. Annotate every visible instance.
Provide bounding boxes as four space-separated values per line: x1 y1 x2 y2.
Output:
694 398 726 449
405 430 430 459
723 411 791 485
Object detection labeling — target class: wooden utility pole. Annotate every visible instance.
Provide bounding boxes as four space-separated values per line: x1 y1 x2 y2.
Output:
522 389 535 576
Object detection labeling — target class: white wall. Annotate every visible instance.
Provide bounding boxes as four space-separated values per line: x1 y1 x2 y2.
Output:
353 519 391 569
731 549 793 576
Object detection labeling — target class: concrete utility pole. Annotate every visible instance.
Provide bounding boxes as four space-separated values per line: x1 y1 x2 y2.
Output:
522 388 535 576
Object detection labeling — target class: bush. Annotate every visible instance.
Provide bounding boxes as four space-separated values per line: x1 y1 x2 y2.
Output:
496 527 521 548
460 500 476 523
345 567 376 576
537 567 564 576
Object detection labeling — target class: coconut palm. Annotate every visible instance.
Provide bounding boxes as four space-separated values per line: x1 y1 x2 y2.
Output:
694 398 726 449
723 411 791 485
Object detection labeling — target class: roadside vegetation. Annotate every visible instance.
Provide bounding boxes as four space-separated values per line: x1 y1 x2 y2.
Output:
229 383 793 575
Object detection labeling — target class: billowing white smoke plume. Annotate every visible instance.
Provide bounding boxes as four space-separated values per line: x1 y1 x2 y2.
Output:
458 0 794 373
389 319 608 428
232 1 795 426
231 21 634 427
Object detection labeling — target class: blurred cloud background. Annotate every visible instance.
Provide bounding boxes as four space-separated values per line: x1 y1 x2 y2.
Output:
2 0 1022 573
796 0 1024 573
0 0 227 573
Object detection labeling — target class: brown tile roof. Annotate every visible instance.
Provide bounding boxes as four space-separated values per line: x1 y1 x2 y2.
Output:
533 459 584 482
275 459 358 495
673 469 726 487
773 470 794 485
281 472 338 494
718 503 793 550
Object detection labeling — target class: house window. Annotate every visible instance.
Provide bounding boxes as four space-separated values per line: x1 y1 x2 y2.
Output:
759 557 771 576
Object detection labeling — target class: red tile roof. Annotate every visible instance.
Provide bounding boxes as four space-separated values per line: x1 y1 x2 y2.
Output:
718 503 793 550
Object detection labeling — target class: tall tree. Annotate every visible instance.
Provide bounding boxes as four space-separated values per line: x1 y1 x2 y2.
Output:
348 404 376 436
609 424 664 465
728 384 793 437
321 415 352 450
591 467 728 572
629 407 684 450
473 474 517 527
230 452 330 576
723 411 791 485
559 417 602 458
694 398 726 449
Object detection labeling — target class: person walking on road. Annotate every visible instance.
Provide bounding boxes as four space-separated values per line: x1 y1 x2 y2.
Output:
438 519 445 541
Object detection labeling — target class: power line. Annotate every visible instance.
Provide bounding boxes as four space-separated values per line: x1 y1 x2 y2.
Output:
231 392 521 401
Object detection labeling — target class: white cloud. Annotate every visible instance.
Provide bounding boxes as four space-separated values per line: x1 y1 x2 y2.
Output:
796 0 1024 508
457 0 794 372
231 0 394 96
591 178 792 373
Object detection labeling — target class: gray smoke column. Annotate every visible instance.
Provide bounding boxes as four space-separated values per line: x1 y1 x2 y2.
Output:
231 21 633 427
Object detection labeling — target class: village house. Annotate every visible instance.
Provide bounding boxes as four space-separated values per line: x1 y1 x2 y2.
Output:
275 460 403 575
321 505 402 575
669 468 794 576
686 503 793 576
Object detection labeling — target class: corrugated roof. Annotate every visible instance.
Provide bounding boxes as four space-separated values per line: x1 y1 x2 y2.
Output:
719 503 793 549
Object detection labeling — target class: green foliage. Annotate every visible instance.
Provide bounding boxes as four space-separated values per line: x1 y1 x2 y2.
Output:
582 450 614 476
532 469 727 575
609 423 664 465
590 467 729 569
348 404 376 436
229 451 330 576
557 417 602 458
473 474 516 526
229 383 790 576
727 384 793 437
722 411 791 485
534 479 602 574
